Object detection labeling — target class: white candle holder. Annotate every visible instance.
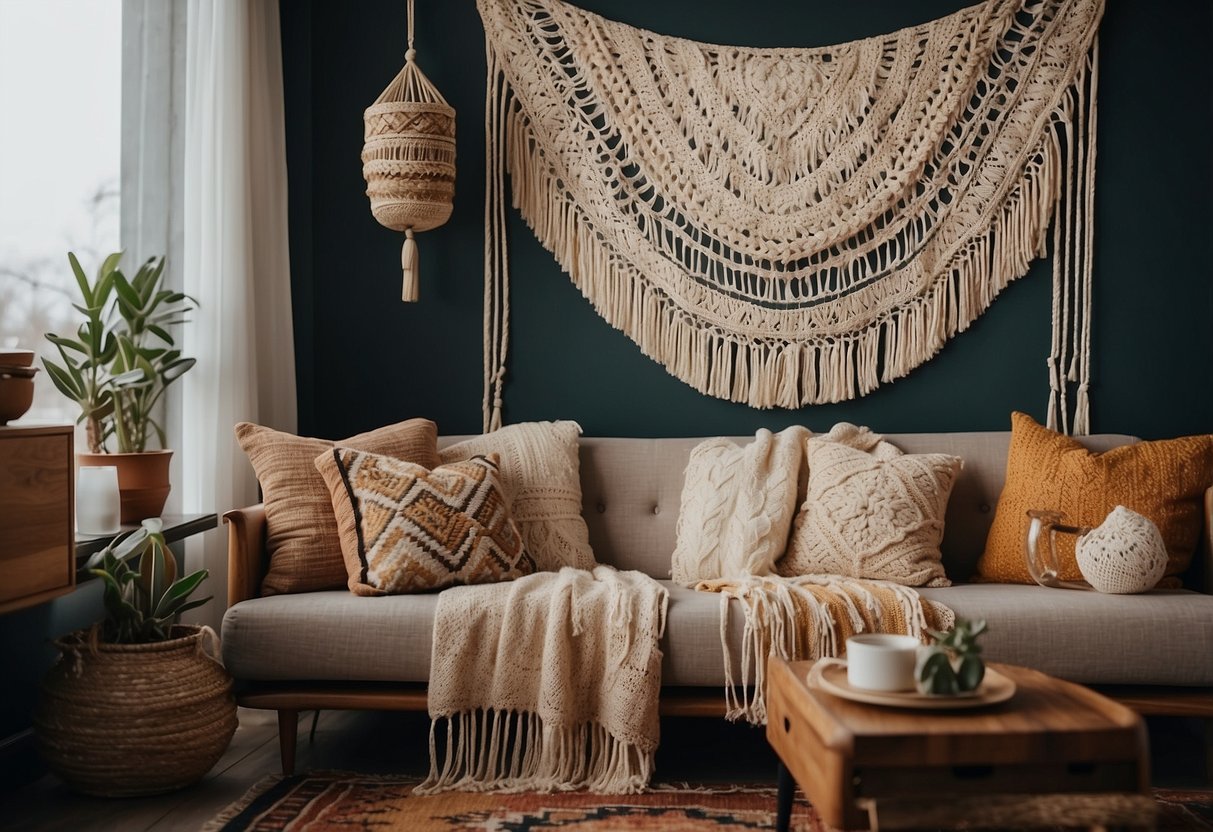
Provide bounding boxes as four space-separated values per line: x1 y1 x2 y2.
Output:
77 466 122 536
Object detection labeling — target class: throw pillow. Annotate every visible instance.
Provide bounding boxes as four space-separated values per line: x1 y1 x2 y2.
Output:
234 419 440 595
671 426 810 584
439 421 596 572
975 412 1213 586
315 449 534 595
779 437 962 587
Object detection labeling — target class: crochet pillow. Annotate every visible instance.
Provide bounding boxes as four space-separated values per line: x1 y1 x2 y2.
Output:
975 412 1213 586
315 449 534 595
779 438 962 587
235 419 440 595
671 426 809 584
439 421 596 572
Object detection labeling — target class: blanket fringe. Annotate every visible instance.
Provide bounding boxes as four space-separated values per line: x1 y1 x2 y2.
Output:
711 575 955 725
417 709 655 795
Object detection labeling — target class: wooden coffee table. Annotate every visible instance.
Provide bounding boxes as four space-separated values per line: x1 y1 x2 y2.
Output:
766 657 1154 831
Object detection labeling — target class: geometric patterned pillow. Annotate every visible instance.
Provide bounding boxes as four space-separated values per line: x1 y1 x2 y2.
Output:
314 448 535 595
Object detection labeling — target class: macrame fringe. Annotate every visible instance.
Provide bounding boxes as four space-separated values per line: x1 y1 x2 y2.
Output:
482 0 1100 434
416 709 654 795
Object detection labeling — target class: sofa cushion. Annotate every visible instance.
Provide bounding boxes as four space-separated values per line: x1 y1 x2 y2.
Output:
917 584 1213 686
236 419 441 595
671 427 808 584
778 438 962 587
221 581 743 687
315 449 534 595
976 412 1213 587
562 432 1137 583
222 581 1213 688
440 421 596 572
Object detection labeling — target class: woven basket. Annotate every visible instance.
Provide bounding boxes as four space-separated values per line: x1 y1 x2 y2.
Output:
363 100 456 234
34 624 237 797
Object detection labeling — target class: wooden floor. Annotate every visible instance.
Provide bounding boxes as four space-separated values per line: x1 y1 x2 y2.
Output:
1 710 1208 831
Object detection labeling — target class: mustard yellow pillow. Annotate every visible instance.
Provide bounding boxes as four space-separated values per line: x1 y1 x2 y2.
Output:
315 448 534 595
975 412 1213 586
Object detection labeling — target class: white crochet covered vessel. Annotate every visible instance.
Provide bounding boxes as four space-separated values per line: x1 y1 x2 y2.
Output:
1076 506 1167 594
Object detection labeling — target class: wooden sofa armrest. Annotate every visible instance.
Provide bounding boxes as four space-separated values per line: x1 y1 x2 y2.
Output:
1202 486 1213 595
224 504 267 607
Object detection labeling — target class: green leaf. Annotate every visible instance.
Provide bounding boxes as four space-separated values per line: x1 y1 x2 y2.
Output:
99 251 124 280
42 359 85 401
956 655 986 692
161 357 196 383
152 569 208 617
165 595 213 619
68 252 93 306
110 527 150 560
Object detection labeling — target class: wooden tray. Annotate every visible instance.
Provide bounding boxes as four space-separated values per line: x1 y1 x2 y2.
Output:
808 659 1016 709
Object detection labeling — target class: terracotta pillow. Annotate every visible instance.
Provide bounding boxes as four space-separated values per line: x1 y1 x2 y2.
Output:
234 419 440 595
975 412 1213 586
440 421 596 572
315 449 534 595
780 437 962 587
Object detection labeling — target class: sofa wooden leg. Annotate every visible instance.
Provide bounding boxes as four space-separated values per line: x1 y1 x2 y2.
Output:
1206 718 1213 786
278 709 299 775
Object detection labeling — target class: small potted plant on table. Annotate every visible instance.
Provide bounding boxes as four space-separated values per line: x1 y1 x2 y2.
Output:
43 252 196 521
34 519 237 796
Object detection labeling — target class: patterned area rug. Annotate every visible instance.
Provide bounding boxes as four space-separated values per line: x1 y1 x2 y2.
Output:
203 772 1213 831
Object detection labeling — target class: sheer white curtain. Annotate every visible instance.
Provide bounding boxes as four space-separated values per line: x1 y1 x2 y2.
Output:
183 0 296 625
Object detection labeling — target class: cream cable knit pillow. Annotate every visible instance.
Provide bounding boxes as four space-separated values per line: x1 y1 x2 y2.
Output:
671 426 810 584
440 421 597 572
779 437 962 587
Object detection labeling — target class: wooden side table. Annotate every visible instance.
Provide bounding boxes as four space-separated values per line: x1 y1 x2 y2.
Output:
766 657 1154 831
0 425 74 614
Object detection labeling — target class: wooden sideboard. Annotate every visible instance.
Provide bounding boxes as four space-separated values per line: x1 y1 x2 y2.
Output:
0 424 74 614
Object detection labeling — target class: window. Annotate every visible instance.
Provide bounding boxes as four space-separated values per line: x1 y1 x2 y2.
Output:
0 0 123 424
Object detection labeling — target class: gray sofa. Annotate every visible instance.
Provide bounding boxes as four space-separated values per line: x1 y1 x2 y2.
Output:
221 431 1213 773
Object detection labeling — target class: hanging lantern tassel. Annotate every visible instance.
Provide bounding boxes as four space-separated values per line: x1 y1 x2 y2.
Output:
401 228 419 302
361 0 455 303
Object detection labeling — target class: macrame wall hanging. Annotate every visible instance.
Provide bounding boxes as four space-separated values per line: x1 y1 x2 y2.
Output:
362 0 456 302
477 0 1104 434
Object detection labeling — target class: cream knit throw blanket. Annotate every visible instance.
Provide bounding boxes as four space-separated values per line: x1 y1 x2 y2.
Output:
419 566 668 795
478 0 1103 435
673 424 954 724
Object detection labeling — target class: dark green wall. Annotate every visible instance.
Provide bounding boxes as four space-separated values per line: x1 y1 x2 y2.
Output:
282 0 1213 442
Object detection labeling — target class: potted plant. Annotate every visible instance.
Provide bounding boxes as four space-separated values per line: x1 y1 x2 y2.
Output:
43 252 196 521
33 519 237 797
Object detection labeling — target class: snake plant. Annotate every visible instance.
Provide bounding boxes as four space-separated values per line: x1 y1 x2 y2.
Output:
84 519 212 644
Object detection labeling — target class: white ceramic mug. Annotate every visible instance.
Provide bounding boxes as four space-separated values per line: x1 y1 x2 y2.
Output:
845 633 920 692
77 465 122 535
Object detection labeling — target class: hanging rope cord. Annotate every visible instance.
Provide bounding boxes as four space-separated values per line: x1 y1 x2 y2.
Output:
478 0 1103 434
361 0 456 301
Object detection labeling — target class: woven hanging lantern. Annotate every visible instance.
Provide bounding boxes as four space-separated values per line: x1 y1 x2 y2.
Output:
362 0 455 302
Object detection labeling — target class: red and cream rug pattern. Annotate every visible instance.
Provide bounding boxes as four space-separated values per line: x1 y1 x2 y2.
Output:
203 771 1213 831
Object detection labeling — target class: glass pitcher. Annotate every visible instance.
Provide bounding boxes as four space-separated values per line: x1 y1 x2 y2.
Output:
1023 509 1093 591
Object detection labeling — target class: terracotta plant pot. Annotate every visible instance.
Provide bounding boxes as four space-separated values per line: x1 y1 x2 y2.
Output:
78 450 173 523
35 625 237 797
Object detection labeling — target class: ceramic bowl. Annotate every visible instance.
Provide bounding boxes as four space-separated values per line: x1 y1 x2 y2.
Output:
0 349 35 367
